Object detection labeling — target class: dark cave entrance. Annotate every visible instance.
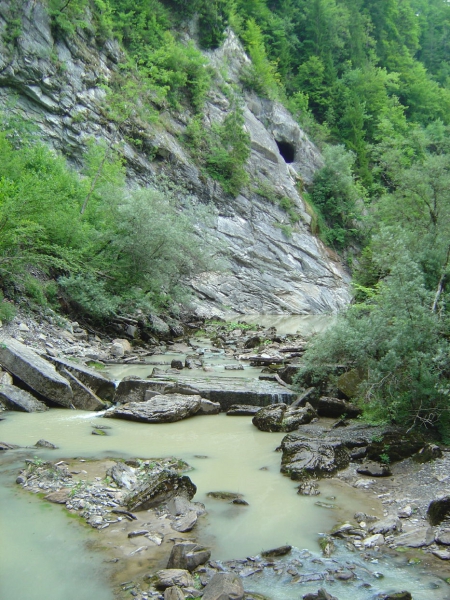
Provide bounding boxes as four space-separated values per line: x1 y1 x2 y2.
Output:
275 140 295 163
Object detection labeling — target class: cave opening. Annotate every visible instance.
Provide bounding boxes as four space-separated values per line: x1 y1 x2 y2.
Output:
275 140 295 163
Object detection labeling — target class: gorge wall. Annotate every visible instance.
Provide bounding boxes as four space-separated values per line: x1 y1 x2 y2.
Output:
0 2 351 316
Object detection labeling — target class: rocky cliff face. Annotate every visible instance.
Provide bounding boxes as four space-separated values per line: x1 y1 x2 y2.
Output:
0 2 351 315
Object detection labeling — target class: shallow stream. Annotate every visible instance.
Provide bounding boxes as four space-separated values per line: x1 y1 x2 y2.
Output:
1 315 449 599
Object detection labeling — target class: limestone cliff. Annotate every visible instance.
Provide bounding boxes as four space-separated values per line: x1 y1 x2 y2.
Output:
0 2 351 315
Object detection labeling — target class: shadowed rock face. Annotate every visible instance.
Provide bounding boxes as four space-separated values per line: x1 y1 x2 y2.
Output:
0 6 350 316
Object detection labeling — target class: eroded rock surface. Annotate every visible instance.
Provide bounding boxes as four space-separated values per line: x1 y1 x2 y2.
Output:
105 394 202 423
0 384 49 412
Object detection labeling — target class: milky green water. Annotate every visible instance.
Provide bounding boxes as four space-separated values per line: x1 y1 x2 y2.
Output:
1 411 448 600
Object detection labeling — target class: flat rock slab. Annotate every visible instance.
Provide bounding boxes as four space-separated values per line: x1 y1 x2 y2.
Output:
115 376 296 410
126 470 196 511
394 527 434 548
60 368 106 411
105 394 202 423
49 356 114 400
0 338 73 407
0 383 49 412
227 404 261 416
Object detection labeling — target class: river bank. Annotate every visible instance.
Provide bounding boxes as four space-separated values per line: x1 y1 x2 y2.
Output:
1 308 450 599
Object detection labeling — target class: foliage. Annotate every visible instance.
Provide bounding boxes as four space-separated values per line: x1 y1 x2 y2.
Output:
0 118 210 321
0 292 16 324
185 103 250 195
309 145 365 250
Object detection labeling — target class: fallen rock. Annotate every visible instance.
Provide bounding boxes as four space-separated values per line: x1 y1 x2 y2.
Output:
363 533 385 548
280 434 349 481
252 402 317 432
167 542 211 572
297 480 320 496
60 368 106 411
171 359 184 370
207 491 243 501
155 569 194 589
369 516 402 535
357 462 392 477
35 439 58 449
0 384 49 412
171 510 198 532
197 398 221 415
317 397 361 419
164 587 185 600
413 443 442 463
303 590 338 600
394 527 434 548
49 356 114 400
126 470 196 511
427 496 450 526
0 338 73 407
107 462 137 489
45 489 71 504
435 527 450 545
227 405 261 416
105 394 202 423
261 545 292 557
202 572 244 600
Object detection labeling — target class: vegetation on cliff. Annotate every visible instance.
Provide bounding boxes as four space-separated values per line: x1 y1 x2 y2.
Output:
1 0 450 434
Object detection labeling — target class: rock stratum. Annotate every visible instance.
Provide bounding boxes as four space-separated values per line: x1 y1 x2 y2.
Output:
0 2 350 315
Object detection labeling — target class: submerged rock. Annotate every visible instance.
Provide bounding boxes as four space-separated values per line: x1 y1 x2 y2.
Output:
35 439 58 449
207 491 243 501
252 402 317 432
280 434 349 481
0 338 73 407
0 384 49 412
105 394 202 423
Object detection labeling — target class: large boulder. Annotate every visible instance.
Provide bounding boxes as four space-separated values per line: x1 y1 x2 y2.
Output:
167 542 211 572
317 397 361 419
0 384 49 412
126 470 196 511
280 433 349 481
202 572 244 600
227 404 261 416
59 368 105 411
155 569 194 589
252 402 317 432
0 338 73 407
105 394 202 423
427 496 450 526
49 356 114 400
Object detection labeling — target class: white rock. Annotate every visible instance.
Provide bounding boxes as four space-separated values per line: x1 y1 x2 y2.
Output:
398 505 413 518
363 534 385 548
18 323 30 332
110 342 125 358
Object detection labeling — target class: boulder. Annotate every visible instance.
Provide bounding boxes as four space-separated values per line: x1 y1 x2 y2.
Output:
369 517 402 535
435 527 450 546
0 384 49 412
155 569 194 589
0 338 73 407
45 489 71 504
197 399 221 415
202 572 244 600
280 433 349 481
164 587 185 600
35 439 57 449
107 462 137 489
112 338 132 354
227 405 261 416
252 402 317 432
363 533 385 548
171 510 198 532
394 527 434 548
303 590 338 600
105 394 202 423
167 542 211 572
357 462 392 477
317 396 361 418
60 368 106 411
337 369 364 399
427 496 450 526
261 545 292 557
126 470 196 511
114 376 164 404
171 359 184 370
413 443 442 463
49 356 114 400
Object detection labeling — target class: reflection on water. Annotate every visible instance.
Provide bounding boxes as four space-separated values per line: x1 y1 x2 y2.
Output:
0 453 113 600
